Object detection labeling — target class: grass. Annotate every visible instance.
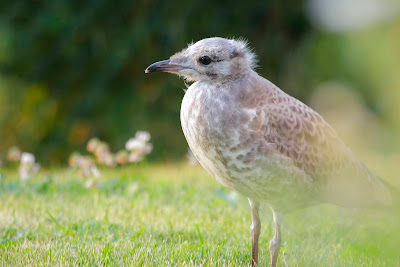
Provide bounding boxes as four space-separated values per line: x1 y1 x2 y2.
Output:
0 162 399 266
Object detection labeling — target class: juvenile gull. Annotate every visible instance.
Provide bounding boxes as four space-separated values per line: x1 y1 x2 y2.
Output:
145 37 398 267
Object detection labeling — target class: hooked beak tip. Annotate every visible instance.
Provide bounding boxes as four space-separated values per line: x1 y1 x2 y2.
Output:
145 59 171 74
145 59 186 74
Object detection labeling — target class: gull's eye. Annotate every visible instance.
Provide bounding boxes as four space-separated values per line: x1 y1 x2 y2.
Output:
199 56 212 65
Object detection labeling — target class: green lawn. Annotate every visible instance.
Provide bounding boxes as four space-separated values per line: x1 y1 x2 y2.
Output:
0 163 399 266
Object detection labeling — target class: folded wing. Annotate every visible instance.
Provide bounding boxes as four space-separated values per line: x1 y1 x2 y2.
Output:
262 85 394 208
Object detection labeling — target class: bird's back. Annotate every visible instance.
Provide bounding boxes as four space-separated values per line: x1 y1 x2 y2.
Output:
240 72 396 209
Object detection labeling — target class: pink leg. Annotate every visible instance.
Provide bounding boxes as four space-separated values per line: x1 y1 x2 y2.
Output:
249 199 261 267
269 210 282 267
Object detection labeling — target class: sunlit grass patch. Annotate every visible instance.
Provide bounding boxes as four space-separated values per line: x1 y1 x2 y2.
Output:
0 163 399 266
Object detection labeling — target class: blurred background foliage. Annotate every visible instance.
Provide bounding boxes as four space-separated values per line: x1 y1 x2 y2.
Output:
0 0 399 164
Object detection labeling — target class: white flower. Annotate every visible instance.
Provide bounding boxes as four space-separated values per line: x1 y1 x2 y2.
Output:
103 153 116 167
7 146 21 162
115 150 129 164
84 179 94 188
87 137 100 153
128 152 143 163
84 179 99 189
94 142 110 162
125 131 153 158
135 131 151 142
79 157 93 169
125 138 146 151
19 162 40 181
18 152 40 181
69 152 83 167
79 168 91 178
90 165 102 177
76 156 101 178
21 152 35 165
144 143 153 154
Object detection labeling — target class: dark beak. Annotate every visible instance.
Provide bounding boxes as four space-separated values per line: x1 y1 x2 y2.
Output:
145 59 185 73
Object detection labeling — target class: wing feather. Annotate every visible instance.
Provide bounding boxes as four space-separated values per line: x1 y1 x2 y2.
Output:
250 78 394 208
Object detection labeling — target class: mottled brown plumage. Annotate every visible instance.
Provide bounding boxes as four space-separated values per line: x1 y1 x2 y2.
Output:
145 37 397 267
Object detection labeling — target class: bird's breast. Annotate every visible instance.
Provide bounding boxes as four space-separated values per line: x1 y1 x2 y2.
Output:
180 82 318 210
180 82 269 193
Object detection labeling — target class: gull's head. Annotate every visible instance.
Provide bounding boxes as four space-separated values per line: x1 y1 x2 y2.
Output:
145 37 257 82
